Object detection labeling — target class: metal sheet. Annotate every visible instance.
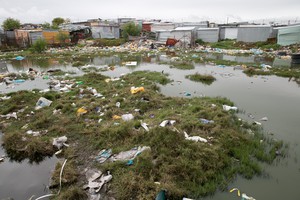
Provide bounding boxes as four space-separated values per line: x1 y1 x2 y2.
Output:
237 26 272 42
197 28 219 42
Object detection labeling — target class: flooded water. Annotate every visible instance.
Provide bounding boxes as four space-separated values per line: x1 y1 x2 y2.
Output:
0 133 57 200
1 54 300 199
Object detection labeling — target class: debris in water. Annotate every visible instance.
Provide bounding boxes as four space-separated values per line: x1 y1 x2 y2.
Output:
260 117 268 121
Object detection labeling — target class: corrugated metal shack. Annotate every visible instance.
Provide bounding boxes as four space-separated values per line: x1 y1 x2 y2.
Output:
91 24 120 39
151 23 176 32
237 25 272 43
197 28 219 43
28 31 44 45
5 30 17 47
42 30 70 44
60 24 92 43
142 22 153 32
179 22 208 29
219 26 238 40
170 26 196 47
15 30 30 48
0 28 3 47
156 30 171 43
276 25 300 46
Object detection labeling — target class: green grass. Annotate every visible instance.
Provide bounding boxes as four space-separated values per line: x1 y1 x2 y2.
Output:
243 66 300 79
186 73 216 85
170 61 195 70
210 40 238 49
0 71 283 199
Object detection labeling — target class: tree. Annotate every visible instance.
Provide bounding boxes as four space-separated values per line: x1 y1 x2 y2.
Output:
31 38 47 53
52 17 65 29
2 18 21 30
121 22 141 40
41 22 51 29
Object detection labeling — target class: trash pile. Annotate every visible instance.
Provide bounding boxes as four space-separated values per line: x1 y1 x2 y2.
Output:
195 46 267 55
83 168 113 200
95 146 151 166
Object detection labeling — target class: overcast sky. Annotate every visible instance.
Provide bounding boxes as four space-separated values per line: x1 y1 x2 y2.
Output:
1 0 299 25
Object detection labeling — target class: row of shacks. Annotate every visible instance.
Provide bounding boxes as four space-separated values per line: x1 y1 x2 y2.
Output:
1 18 300 48
152 22 300 47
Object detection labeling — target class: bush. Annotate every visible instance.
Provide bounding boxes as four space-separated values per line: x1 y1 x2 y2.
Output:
195 39 206 45
31 38 47 53
94 38 126 47
57 32 70 44
121 22 141 40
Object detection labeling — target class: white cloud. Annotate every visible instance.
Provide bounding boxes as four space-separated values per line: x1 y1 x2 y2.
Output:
0 0 299 25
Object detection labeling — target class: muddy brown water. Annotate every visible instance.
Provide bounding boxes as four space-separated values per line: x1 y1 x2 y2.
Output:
1 54 300 199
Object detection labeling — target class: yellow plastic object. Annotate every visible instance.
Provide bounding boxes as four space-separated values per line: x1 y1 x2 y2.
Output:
229 188 240 197
77 107 87 117
113 115 121 120
130 87 145 94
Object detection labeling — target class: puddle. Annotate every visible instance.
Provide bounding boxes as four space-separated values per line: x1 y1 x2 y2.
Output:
0 132 57 200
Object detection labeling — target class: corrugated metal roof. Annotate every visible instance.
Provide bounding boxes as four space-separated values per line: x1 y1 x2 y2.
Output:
173 27 195 31
197 28 219 31
274 24 300 30
239 25 271 28
59 24 90 32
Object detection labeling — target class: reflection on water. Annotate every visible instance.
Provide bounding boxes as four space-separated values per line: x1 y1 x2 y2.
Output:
0 133 57 200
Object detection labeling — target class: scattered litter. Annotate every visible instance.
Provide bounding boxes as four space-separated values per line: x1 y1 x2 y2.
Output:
21 124 29 129
156 190 166 200
0 155 5 162
113 115 121 120
241 193 256 200
184 131 207 143
260 117 268 121
15 56 25 61
110 146 151 162
35 159 67 200
13 79 25 83
35 97 52 110
77 107 88 117
211 104 216 108
253 121 262 126
0 96 11 100
125 61 137 66
184 92 191 96
229 188 241 196
200 118 214 124
0 112 17 119
230 188 255 200
223 105 238 111
54 149 62 155
160 120 176 127
83 171 112 195
130 86 145 94
52 136 68 149
87 87 103 98
86 169 102 182
95 149 112 163
126 159 134 166
26 130 41 137
141 122 149 131
121 113 134 121
183 198 194 200
248 113 255 119
116 102 121 108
